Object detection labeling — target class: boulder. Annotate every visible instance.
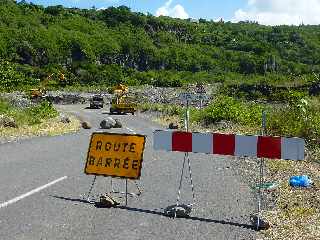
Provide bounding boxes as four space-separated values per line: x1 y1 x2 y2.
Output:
113 119 122 128
81 121 92 129
0 115 18 128
164 204 192 218
309 82 320 96
60 115 71 124
107 117 117 127
100 120 112 129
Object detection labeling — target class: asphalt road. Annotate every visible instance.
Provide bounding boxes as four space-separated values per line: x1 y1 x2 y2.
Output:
0 104 256 240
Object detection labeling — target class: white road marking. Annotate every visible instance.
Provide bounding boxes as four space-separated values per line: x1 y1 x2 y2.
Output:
126 127 136 134
0 176 68 209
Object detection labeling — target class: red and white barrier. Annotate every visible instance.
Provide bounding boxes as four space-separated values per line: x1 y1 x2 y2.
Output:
153 130 305 160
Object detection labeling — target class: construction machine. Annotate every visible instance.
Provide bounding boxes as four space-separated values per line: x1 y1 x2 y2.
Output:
29 72 65 100
110 84 136 115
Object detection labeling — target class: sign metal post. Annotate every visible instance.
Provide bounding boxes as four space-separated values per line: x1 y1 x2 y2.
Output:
86 175 97 203
125 179 128 206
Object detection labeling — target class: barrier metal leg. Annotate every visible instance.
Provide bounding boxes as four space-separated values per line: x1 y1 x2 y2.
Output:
175 156 186 218
256 110 267 230
187 153 195 206
257 158 263 229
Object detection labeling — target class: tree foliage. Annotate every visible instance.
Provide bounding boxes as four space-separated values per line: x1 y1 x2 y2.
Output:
0 1 320 90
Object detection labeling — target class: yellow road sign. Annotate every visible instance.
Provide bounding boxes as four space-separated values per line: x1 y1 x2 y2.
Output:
85 133 146 179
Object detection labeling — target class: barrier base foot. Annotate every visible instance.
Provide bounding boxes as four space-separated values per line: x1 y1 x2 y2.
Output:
164 204 192 218
251 215 270 231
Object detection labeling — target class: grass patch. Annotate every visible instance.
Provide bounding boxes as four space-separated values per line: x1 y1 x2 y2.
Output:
0 97 80 142
0 99 58 126
138 102 184 116
191 96 264 127
262 159 320 240
266 97 320 142
0 116 80 142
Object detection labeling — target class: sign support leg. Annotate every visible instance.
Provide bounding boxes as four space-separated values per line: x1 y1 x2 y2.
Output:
125 179 128 206
110 178 141 197
110 178 114 193
133 181 142 196
86 175 97 202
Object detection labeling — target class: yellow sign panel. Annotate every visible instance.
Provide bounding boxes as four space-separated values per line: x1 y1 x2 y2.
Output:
85 133 146 179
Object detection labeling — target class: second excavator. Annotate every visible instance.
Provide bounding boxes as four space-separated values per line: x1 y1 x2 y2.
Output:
110 84 136 115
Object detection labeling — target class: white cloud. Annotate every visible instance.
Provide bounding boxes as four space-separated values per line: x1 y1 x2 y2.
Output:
233 0 320 25
156 0 189 19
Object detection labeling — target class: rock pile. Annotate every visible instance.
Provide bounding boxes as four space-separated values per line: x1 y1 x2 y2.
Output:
129 85 212 108
45 92 86 104
0 93 33 109
45 91 112 105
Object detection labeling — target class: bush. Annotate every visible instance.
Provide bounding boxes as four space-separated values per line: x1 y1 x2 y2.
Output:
0 98 58 126
267 97 320 141
138 102 184 116
192 96 263 126
24 101 58 125
0 60 28 91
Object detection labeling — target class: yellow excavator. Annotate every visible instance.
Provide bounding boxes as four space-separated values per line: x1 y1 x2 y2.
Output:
30 72 65 100
110 84 136 115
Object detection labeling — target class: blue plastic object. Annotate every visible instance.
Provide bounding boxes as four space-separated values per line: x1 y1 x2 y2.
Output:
289 175 312 187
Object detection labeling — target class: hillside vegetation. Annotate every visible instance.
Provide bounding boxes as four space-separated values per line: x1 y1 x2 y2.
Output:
1 0 320 92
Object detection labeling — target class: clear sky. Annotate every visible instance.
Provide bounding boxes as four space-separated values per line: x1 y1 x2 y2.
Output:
22 0 320 26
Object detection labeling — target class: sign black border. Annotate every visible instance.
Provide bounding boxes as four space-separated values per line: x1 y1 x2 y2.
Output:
84 132 146 180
